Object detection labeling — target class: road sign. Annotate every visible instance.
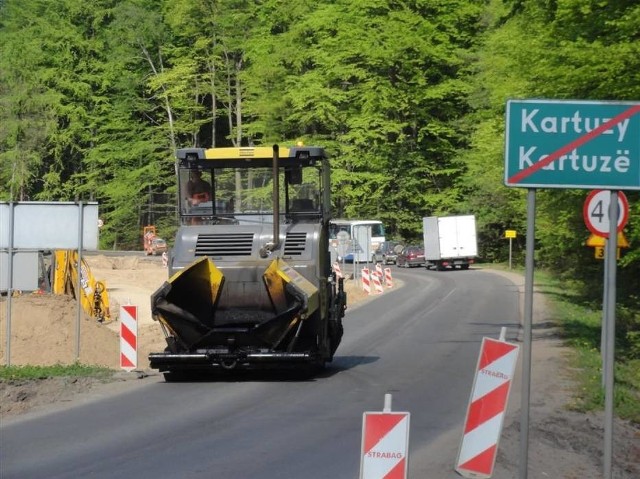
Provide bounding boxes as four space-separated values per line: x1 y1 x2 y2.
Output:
505 230 516 239
594 246 620 260
586 233 629 248
583 190 629 237
120 305 138 371
505 100 640 189
456 337 519 478
360 411 410 479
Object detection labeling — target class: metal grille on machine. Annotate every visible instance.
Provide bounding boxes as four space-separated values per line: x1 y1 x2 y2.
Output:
284 232 307 256
195 233 255 256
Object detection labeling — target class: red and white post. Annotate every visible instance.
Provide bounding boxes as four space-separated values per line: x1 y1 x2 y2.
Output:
333 261 343 280
455 333 519 477
384 268 393 288
372 271 384 294
119 305 138 372
362 267 371 295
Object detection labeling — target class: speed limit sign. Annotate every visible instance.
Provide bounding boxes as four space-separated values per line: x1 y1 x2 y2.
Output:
583 190 629 238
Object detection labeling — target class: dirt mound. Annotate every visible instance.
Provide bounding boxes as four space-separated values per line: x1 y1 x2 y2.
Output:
0 294 119 368
0 254 169 370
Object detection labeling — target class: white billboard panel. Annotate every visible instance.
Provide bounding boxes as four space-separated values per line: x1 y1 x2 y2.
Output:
0 202 99 250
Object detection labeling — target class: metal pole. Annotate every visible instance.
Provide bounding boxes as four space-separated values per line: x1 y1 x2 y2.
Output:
603 191 618 479
271 145 280 250
4 202 15 366
75 201 85 360
601 237 609 389
509 237 513 270
519 188 536 479
383 393 392 413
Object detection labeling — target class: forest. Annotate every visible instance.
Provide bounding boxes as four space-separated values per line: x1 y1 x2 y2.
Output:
1 1 638 325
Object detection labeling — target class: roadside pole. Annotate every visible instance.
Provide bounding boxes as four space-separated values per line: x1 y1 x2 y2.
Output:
509 236 513 270
75 201 84 361
601 241 609 389
519 189 536 479
5 202 15 366
603 191 618 479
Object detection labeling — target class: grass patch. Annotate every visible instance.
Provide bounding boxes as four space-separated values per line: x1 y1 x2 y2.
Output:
0 363 115 382
517 265 638 423
483 263 640 423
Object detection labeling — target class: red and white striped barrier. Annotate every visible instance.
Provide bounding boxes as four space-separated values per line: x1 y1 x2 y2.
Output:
375 262 383 280
384 268 393 288
372 272 384 294
333 261 343 279
361 268 371 295
360 395 410 479
161 251 168 267
455 337 519 478
119 305 138 372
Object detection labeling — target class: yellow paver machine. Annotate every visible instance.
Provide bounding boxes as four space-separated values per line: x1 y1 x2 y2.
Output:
148 145 346 380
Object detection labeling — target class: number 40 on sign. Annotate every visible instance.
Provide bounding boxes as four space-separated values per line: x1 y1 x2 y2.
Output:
583 190 629 238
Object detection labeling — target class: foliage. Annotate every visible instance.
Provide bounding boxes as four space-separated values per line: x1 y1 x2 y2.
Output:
0 363 114 381
0 0 638 327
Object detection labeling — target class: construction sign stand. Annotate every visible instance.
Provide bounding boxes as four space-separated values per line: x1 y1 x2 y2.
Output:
119 305 138 372
360 394 410 479
361 267 371 295
384 267 393 288
455 328 520 478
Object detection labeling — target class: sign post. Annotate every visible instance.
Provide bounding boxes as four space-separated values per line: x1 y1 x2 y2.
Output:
505 230 517 269
119 305 138 372
504 99 640 479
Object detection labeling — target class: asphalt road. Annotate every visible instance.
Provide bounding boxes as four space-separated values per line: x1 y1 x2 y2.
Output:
1 267 521 479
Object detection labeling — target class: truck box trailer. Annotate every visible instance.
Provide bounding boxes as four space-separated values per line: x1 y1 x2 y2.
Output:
422 215 478 270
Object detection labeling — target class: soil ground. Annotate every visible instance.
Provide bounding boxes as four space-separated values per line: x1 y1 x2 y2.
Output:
0 257 638 477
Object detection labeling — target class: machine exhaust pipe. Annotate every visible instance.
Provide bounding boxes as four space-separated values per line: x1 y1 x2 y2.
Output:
260 144 280 258
272 144 280 251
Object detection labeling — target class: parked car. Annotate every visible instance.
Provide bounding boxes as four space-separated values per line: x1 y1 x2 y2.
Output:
375 241 402 264
149 238 168 256
396 245 426 268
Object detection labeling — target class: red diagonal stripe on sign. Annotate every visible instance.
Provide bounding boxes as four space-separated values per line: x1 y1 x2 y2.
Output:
121 324 137 349
508 104 640 184
479 339 517 370
120 353 135 368
123 305 137 317
364 414 406 453
464 381 510 433
384 456 406 479
458 444 497 476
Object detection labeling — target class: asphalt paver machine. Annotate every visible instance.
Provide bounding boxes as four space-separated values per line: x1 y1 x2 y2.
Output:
149 145 346 380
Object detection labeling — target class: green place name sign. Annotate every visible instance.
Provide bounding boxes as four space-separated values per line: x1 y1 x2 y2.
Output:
504 100 640 190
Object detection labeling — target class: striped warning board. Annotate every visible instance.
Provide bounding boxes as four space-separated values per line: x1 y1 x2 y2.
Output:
119 305 138 372
360 412 410 479
372 272 384 294
384 268 393 288
455 337 519 477
362 267 371 295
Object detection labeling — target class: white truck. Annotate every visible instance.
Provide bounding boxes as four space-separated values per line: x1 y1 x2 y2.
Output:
422 215 478 270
